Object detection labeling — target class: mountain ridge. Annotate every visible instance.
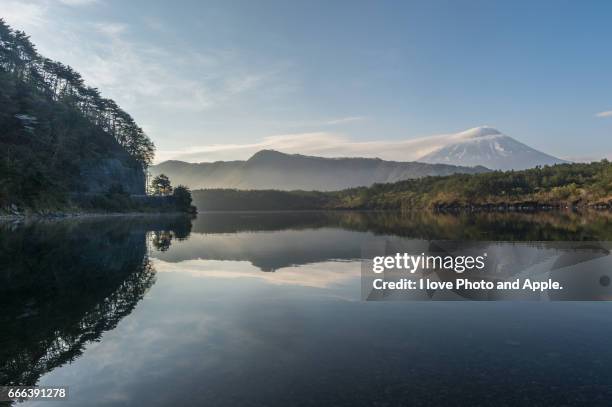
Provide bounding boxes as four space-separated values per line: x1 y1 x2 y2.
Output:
152 126 571 191
152 150 488 191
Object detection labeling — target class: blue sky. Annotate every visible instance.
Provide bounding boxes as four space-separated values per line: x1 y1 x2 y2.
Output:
3 0 612 162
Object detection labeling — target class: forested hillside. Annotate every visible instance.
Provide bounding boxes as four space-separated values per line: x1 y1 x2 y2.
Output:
193 161 612 211
0 19 154 210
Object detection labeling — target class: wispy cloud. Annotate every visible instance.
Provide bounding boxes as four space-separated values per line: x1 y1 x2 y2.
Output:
2 0 99 30
324 116 365 125
595 110 612 118
276 116 367 130
76 24 218 112
93 22 126 37
141 16 169 33
70 21 287 114
155 127 486 163
1 1 48 29
59 0 99 6
2 0 297 142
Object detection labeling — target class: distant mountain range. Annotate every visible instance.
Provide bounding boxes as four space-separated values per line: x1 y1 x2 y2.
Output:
152 126 569 191
151 150 488 191
417 127 567 170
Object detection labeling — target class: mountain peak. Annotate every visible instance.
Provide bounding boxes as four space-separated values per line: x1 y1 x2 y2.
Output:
247 149 289 161
458 126 503 139
152 148 488 191
419 127 567 170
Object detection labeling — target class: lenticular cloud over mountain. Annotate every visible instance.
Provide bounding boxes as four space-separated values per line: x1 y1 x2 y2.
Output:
417 126 568 170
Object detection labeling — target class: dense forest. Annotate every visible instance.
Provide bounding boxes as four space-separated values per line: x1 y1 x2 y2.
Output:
193 161 612 211
0 19 154 210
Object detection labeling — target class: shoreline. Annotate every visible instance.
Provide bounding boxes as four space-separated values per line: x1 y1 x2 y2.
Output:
164 207 611 214
0 211 192 223
2 206 609 221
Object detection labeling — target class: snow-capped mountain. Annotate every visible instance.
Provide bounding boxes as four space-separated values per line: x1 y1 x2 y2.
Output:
417 126 568 170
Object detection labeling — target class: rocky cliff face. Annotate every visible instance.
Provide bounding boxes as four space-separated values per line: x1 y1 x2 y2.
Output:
78 157 146 195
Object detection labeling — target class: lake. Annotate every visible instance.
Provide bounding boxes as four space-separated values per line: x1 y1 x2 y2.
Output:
2 211 612 406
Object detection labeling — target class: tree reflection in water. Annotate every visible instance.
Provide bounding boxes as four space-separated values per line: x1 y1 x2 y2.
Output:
0 215 192 387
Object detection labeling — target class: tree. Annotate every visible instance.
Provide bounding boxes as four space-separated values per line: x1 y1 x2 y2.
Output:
172 185 194 212
151 174 172 196
151 231 173 251
0 19 155 169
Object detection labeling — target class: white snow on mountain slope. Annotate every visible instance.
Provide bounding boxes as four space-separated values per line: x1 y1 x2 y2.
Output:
418 126 568 170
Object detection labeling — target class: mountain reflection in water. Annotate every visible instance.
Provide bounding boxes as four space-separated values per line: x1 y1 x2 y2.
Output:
0 210 611 406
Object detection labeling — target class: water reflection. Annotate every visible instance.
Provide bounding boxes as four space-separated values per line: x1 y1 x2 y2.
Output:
155 211 612 274
190 210 612 241
0 216 191 387
1 211 612 406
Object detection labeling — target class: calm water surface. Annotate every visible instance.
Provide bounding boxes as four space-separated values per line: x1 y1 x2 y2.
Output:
1 211 612 406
